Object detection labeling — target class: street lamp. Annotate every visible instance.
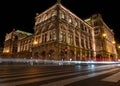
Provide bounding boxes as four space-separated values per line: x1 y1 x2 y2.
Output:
118 45 120 49
6 50 9 53
118 45 120 61
112 41 116 44
102 33 106 38
33 41 38 45
101 33 107 61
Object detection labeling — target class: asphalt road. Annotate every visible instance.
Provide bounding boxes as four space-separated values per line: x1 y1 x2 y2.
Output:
0 63 120 86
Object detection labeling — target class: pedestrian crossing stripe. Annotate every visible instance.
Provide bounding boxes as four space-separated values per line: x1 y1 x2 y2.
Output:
40 68 119 86
0 65 119 86
101 71 120 82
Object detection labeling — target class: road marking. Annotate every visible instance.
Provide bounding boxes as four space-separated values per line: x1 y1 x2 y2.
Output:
101 71 120 82
0 70 87 86
0 65 109 86
0 65 118 86
40 68 119 86
0 69 77 82
0 65 111 82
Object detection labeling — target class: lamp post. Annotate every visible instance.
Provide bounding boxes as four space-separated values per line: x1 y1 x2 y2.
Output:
112 41 116 44
111 41 116 61
118 45 120 61
33 40 38 58
102 33 106 61
102 33 106 37
5 50 10 58
118 45 120 49
33 41 38 45
6 50 9 53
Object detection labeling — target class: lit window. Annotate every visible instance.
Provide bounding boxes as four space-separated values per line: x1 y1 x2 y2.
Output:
68 18 72 23
75 36 79 46
68 33 73 44
44 16 47 20
52 11 57 16
74 21 77 27
50 31 56 41
61 13 65 19
60 31 66 42
81 39 84 48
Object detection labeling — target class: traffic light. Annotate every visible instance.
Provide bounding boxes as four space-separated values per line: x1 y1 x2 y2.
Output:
64 48 67 54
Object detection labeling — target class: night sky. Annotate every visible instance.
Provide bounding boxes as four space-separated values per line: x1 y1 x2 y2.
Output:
0 0 120 47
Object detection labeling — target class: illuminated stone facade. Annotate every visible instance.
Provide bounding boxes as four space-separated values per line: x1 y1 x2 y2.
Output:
32 2 94 60
3 2 117 61
85 14 117 61
3 29 32 57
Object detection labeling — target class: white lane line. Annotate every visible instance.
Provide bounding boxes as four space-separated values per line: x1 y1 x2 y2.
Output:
0 70 76 82
0 70 86 86
0 69 66 77
0 72 41 78
41 68 119 86
0 65 117 86
101 71 120 82
0 70 65 78
0 65 112 82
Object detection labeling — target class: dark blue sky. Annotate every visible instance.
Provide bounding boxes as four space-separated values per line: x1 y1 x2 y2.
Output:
0 0 120 47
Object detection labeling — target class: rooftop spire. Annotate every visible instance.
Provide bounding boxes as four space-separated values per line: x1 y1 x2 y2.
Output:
57 0 61 4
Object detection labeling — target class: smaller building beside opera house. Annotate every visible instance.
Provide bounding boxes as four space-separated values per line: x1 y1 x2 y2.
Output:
2 1 118 61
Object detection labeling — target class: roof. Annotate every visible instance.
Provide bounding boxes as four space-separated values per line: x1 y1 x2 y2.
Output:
15 30 32 36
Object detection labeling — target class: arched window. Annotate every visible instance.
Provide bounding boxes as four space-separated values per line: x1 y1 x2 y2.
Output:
38 17 41 23
52 11 57 17
44 15 47 20
61 13 65 19
68 33 73 44
68 18 72 23
75 36 79 46
80 23 84 31
68 15 72 23
74 21 78 27
60 31 66 42
50 31 56 41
